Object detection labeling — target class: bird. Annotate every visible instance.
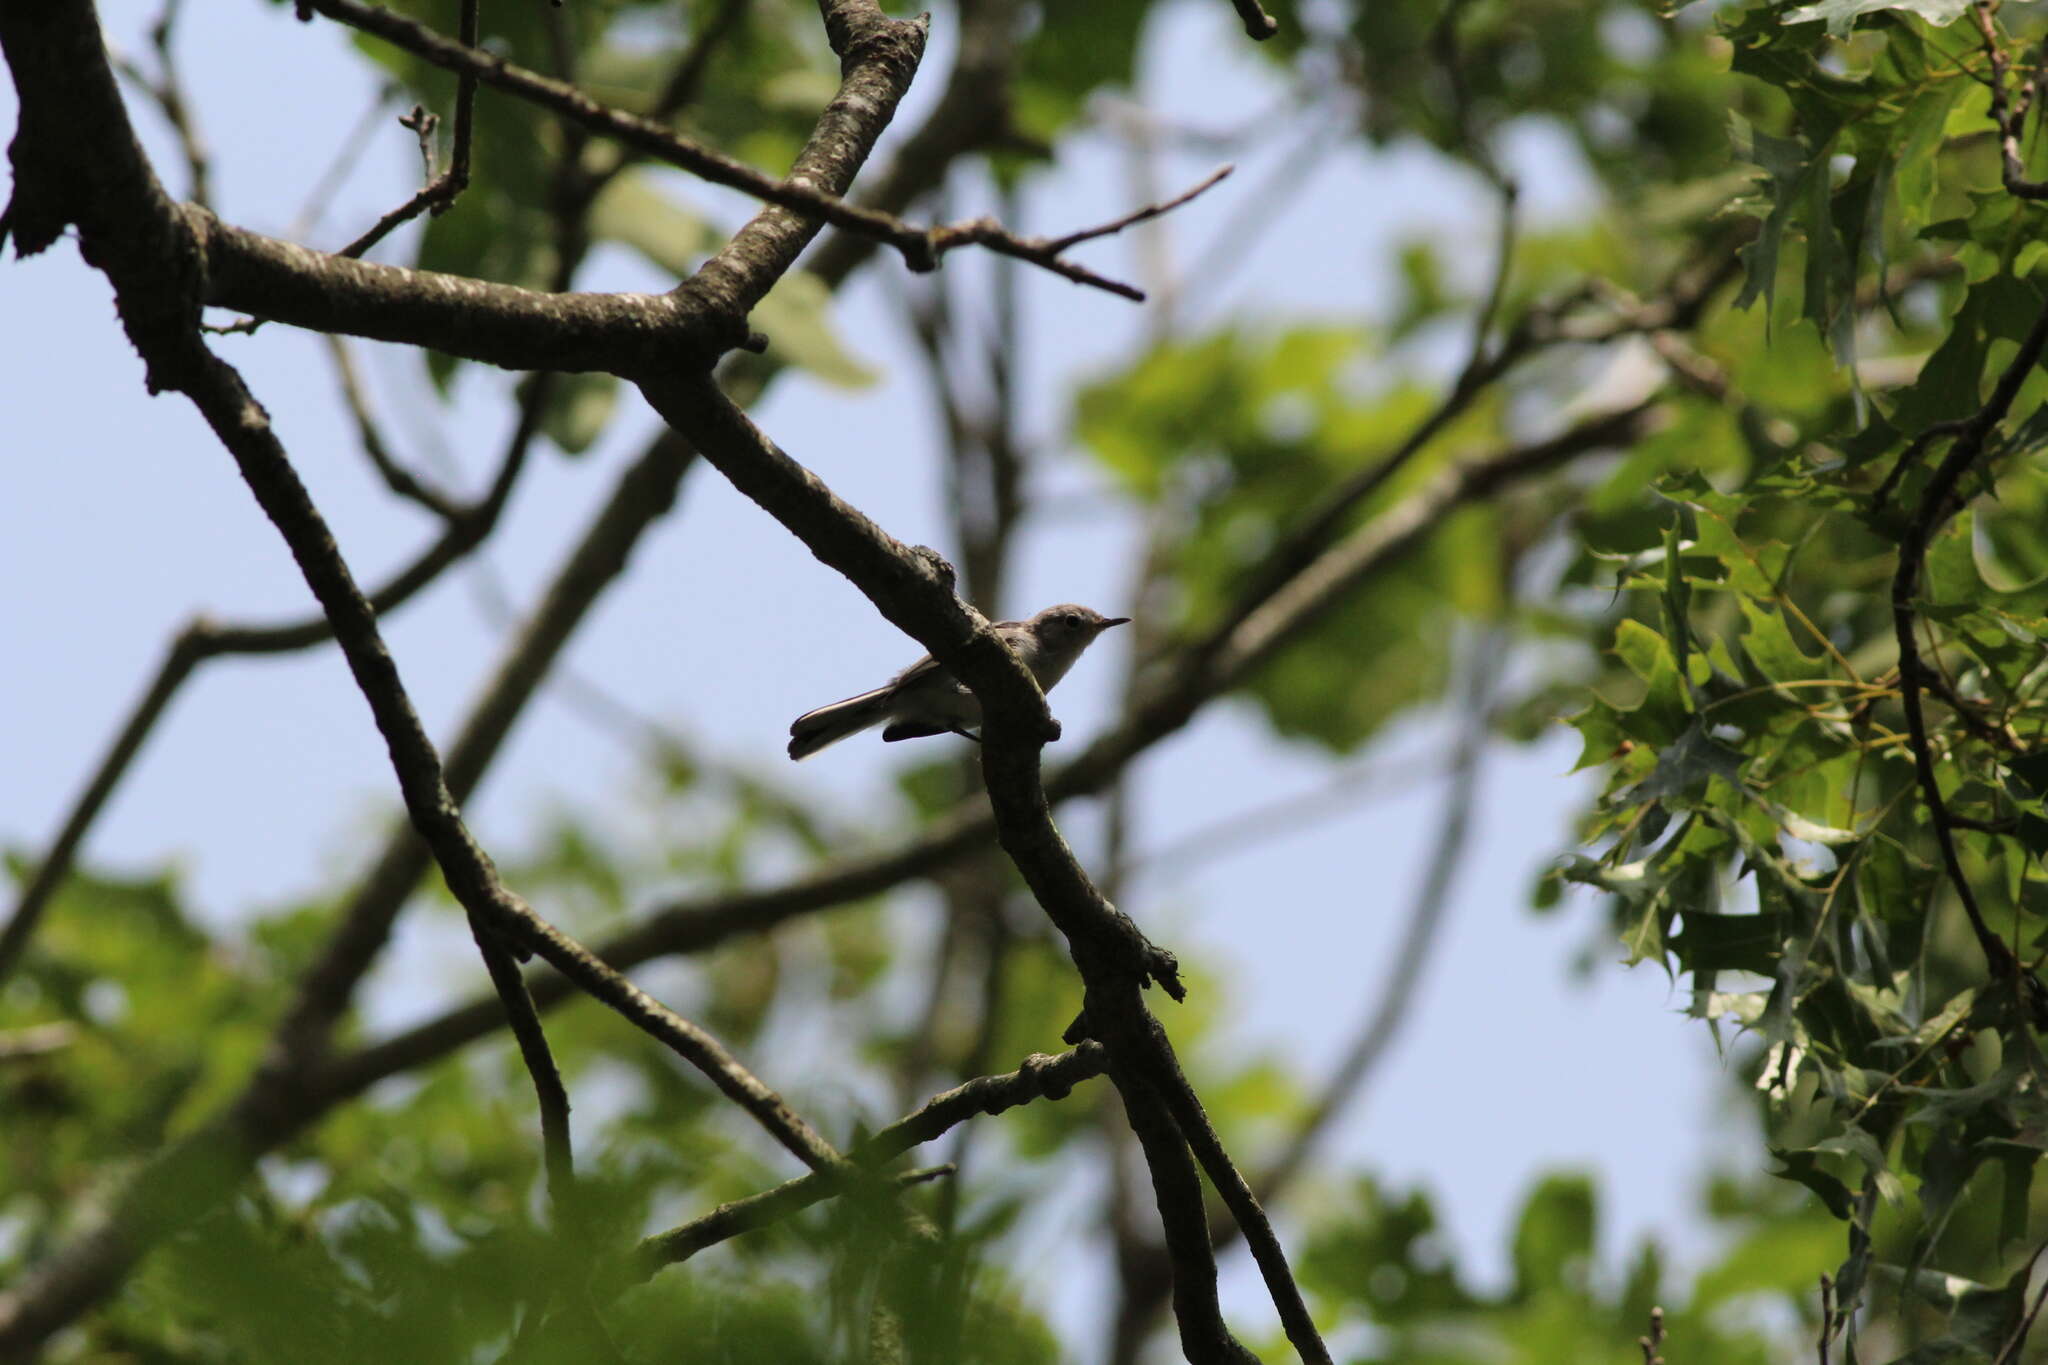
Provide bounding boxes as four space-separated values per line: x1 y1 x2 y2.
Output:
787 604 1130 760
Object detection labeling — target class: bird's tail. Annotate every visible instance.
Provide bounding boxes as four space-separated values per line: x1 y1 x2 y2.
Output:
788 687 894 760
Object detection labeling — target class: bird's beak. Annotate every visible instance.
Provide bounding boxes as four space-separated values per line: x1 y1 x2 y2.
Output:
1100 617 1132 629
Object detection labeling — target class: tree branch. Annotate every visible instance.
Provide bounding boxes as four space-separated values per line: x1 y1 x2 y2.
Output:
803 0 1026 291
1972 1 2048 200
1889 289 2048 1011
335 0 480 258
0 345 542 991
300 0 1172 299
630 1046 1107 1278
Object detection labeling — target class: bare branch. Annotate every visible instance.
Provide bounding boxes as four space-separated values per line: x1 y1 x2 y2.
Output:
325 335 463 519
803 0 1027 291
1107 1050 1263 1365
0 625 204 986
334 0 479 258
1259 630 1497 1194
632 1046 1107 1278
300 0 1200 300
111 0 210 207
1972 2 2048 199
470 915 577 1210
650 0 750 123
0 385 541 988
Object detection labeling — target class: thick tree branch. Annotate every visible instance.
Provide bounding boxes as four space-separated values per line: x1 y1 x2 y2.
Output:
803 0 1026 290
197 213 745 371
1107 1047 1261 1365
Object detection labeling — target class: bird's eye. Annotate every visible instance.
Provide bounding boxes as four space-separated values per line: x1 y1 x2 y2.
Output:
1062 612 1082 628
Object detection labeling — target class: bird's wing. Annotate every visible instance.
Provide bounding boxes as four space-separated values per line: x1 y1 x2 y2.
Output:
889 651 961 691
890 622 1026 691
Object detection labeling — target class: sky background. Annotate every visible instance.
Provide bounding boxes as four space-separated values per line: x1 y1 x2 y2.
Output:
1 0 1744 1347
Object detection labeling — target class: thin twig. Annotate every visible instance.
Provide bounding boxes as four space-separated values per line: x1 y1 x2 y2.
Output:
651 0 750 122
336 0 479 261
111 0 210 207
301 0 1205 300
927 165 1232 300
1890 289 2048 1014
0 625 205 987
285 84 401 242
1046 164 1232 254
324 335 462 518
633 1047 1106 1277
1992 1238 2048 1364
1257 631 1497 1198
1973 2 2048 199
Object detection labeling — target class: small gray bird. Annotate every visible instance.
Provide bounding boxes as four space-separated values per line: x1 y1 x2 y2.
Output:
787 604 1130 760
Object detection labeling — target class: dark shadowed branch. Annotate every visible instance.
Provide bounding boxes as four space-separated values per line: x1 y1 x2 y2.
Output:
1888 289 2048 1015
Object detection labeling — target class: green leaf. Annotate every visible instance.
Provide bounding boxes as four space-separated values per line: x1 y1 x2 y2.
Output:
1509 1175 1596 1300
539 371 619 455
751 271 879 389
1612 619 1692 745
1781 0 1970 38
1770 1147 1857 1219
588 170 722 276
1672 909 1786 975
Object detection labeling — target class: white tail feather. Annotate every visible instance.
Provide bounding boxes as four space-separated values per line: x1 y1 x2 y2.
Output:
787 687 893 760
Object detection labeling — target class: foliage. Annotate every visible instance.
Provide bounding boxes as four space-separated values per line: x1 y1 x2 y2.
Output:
1544 5 2048 1361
